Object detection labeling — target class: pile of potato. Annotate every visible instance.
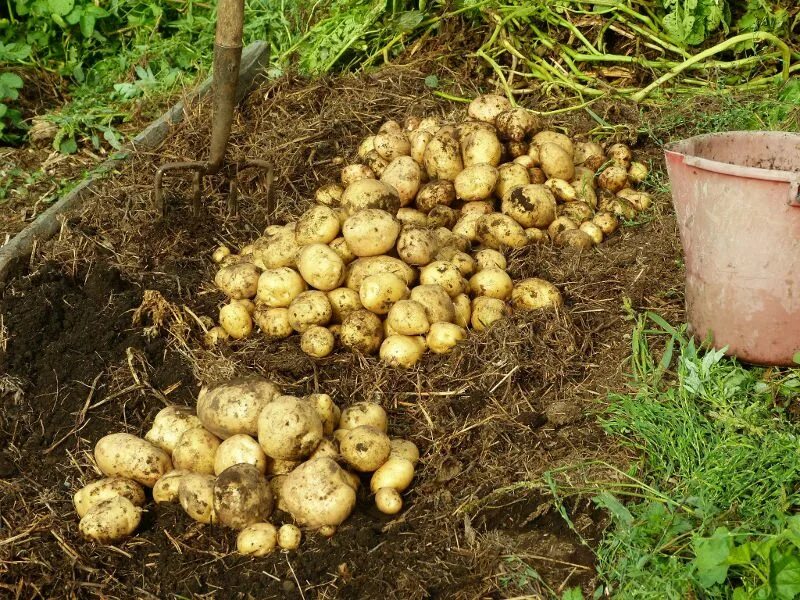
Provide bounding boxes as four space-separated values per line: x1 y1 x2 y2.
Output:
206 94 651 364
74 376 418 554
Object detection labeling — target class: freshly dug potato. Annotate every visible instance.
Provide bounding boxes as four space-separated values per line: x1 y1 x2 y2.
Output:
282 457 357 528
454 164 498 201
409 129 433 164
502 184 557 228
462 129 503 167
269 459 300 476
415 179 456 212
197 376 281 438
236 299 256 315
459 200 494 216
379 120 403 134
357 136 376 159
547 216 578 240
592 211 619 234
539 142 575 181
214 434 269 475
374 131 410 161
410 285 456 323
572 178 598 208
375 487 403 515
511 278 563 311
301 326 335 357
529 167 548 185
469 268 513 300
451 213 482 242
295 206 340 246
308 393 340 436
427 205 459 229
340 179 401 215
573 141 605 170
74 478 146 518
340 309 384 354
329 237 356 265
213 463 273 529
420 261 466 297
476 213 529 249
545 178 577 203
253 306 293 339
297 244 346 292
343 209 400 257
380 335 425 368
417 116 441 133
219 301 253 339
327 287 363 323
79 496 141 543
628 161 648 183
360 273 409 315
556 229 594 250
237 522 277 556
617 188 652 211
380 156 421 206
525 227 548 244
153 469 190 504
250 229 300 270
315 183 344 206
475 249 507 271
172 427 221 475
496 107 540 141
178 473 216 524
468 94 512 123
144 406 203 454
607 143 633 169
370 456 414 493
447 250 477 277
340 426 391 472
363 150 389 177
423 135 463 181
310 438 339 460
387 300 430 335
514 155 535 169
277 524 302 550
606 197 637 220
346 256 416 291
580 221 604 244
340 402 388 433
452 293 471 328
598 165 628 193
288 291 333 332
256 267 307 307
532 130 574 155
341 163 375 187
258 395 323 460
495 162 530 200
390 439 420 465
559 201 594 223
396 207 428 228
212 245 231 264
427 322 467 354
471 297 508 330
397 227 439 266
215 262 261 300
95 433 172 487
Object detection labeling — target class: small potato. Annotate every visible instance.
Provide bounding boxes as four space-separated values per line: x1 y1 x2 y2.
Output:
340 309 384 354
556 229 594 250
328 287 363 323
360 273 409 315
474 249 507 271
347 257 416 291
340 426 391 472
448 250 477 277
380 335 425 368
204 325 229 348
215 434 269 475
511 278 563 311
370 457 414 493
420 261 466 298
343 209 401 257
250 230 299 270
410 285 456 324
74 478 146 518
454 163 499 201
471 296 508 330
364 150 389 177
495 163 530 200
502 184 557 228
341 163 375 186
598 165 628 193
423 135 463 181
607 143 633 169
559 201 594 224
95 433 173 488
427 205 459 229
460 200 494 216
329 237 356 264
452 293 471 328
219 301 253 339
547 216 578 240
145 406 203 454
390 439 420 465
468 94 512 123
238 522 277 556
526 227 548 244
214 463 273 529
297 243 346 291
257 267 307 307
593 211 619 235
288 291 333 332
545 178 577 203
282 458 356 528
278 524 302 550
309 393 340 436
532 131 574 155
540 143 575 181
197 376 281 439
79 496 141 543
469 268 513 300
340 179 401 215
375 487 403 515
628 161 649 183
153 469 190 504
461 129 503 167
617 188 652 211
451 213 482 242
381 156 422 207
315 183 344 207
396 207 428 228
357 136 376 160
212 245 231 264
215 262 261 300
374 131 410 161
415 179 456 213
397 227 439 266
179 473 216 524
427 322 467 354
387 300 430 335
580 221 604 244
527 144 541 165
340 402 388 432
301 325 335 358
253 306 293 339
409 130 433 164
476 213 529 249
172 427 221 475
295 206 341 246
258 395 324 461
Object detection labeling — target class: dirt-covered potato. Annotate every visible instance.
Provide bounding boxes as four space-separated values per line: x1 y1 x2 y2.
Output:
95 433 172 488
396 207 428 228
235 298 256 315
315 182 344 207
308 393 340 436
346 256 416 291
380 335 425 368
172 427 221 475
558 201 594 224
511 278 563 311
617 188 652 211
153 469 190 504
256 267 307 308
532 131 574 155
573 141 605 170
598 165 628 193
547 216 579 240
340 425 391 472
523 227 546 244
409 129 433 164
215 262 261 300
495 162 531 200
458 201 491 216
339 309 384 354
258 395 323 460
449 213 480 243
370 456 415 493
468 94 512 123
144 406 202 454
295 206 340 246
457 120 496 139
288 290 333 332
327 287 363 323
592 211 619 234
197 376 281 438
340 178 401 215
539 142 575 181
476 213 529 249
572 178 598 208
213 463 273 529
340 402 388 432
425 207 456 231
380 156 421 207
497 107 540 140
178 473 216 524
415 179 456 213
427 322 467 354
396 227 438 266
250 229 300 270
514 155 535 169
606 142 632 169
556 228 594 250
423 135 463 181
387 299 430 336
605 197 637 220
471 296 509 330
417 116 440 133
74 478 146 518
446 250 477 277
253 306 293 339
454 163 499 201
277 524 302 550
420 261 466 298
342 209 400 257
545 178 577 203
469 268 513 300
79 496 141 543
380 120 403 133
269 459 301 476
452 293 471 328
296 243 346 292
300 325 335 358
473 249 505 272
462 129 503 167
282 458 357 528
360 273 409 315
410 284 456 324
628 161 648 183
390 439 420 465
327 237 354 265
219 301 253 339
580 221 604 244
214 434 269 475
502 184 557 228
358 135 376 159
363 150 389 177
212 245 231 264
237 522 277 556
341 163 375 187
374 131 410 161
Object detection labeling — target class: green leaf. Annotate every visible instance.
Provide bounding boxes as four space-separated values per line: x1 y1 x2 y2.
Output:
692 527 733 588
424 74 439 89
59 137 78 154
103 128 122 150
561 587 584 600
770 549 800 599
792 351 800 366
48 0 74 16
80 14 95 38
396 10 423 32
64 5 81 24
593 492 633 526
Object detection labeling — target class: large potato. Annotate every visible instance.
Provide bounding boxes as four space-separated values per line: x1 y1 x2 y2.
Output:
197 376 281 438
360 273 409 315
495 162 530 200
502 184 557 228
420 261 466 297
214 434 269 475
511 278 563 311
469 268 513 300
95 433 172 488
468 94 512 123
339 402 388 432
315 183 344 207
74 478 146 518
257 396 323 460
282 458 356 528
427 322 467 354
471 297 509 330
288 290 333 332
215 262 261 300
387 299 430 335
250 229 299 270
213 463 273 529
454 164 498 201
496 108 540 141
476 213 529 249
415 179 456 213
79 496 141 543
340 426 391 472
532 131 574 155
144 406 203 454
253 306 293 339
423 135 463 181
346 256 416 291
256 267 307 307
374 131 410 161
343 209 400 257
340 309 384 354
380 156 421 206
397 227 438 266
461 129 503 167
172 427 221 475
295 206 340 245
178 473 216 524
219 301 253 339
540 142 575 181
380 335 425 368
340 179 401 215
410 285 455 323
297 243 346 291
327 287 363 322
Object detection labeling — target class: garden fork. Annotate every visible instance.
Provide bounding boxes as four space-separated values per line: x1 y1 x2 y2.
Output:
154 0 273 216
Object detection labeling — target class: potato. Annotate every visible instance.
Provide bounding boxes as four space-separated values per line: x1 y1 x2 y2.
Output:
452 293 471 328
374 131 410 161
340 425 391 472
212 245 231 264
427 322 467 354
496 108 540 141
454 164 498 201
495 162 530 200
288 290 332 332
529 167 548 185
295 206 340 246
153 469 190 503
95 433 172 488
606 142 632 169
580 221 604 244
204 325 229 349
387 300 430 335
172 427 221 475
423 208 454 231
545 178 577 203
327 237 355 265
462 129 503 167
423 135 463 181
213 463 273 529
514 155 535 169
357 136 376 160
558 201 594 224
254 306 293 339
511 278 563 311
573 141 605 168
572 178 598 208
501 184 557 228
409 129 433 164
410 285 456 324
281 457 356 528
527 143 541 164
397 227 439 266
592 211 619 234
316 183 344 207
547 216 578 240
219 301 253 339
215 262 261 300
468 94 512 123
340 309 384 354
236 299 256 315
448 250 477 277
374 487 403 515
628 161 648 183
389 439 420 465
539 142 575 181
308 393 340 436
415 179 456 213
269 459 300 476
360 273 409 315
474 249 507 271
301 325 335 357
380 335 425 368
79 496 141 543
469 268 513 300
327 287 363 323
250 230 300 270
607 197 637 220
380 156 421 206
363 150 389 177
396 207 428 228
417 116 440 133
471 296 508 330
525 227 548 244
178 473 216 523
197 376 281 438
214 434 269 475
458 201 492 217
258 395 323 460
309 438 339 460
237 522 277 556
341 163 375 186
370 456 414 493
450 213 481 243
617 188 652 211
598 165 628 193
277 524 302 550
340 179 401 215
340 402 388 433
346 256 416 291
556 229 594 250
256 267 307 308
297 244 346 292
476 213 529 249
532 131 574 155
342 209 400 257
379 120 403 134
420 261 466 297
74 478 146 518
144 406 203 454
